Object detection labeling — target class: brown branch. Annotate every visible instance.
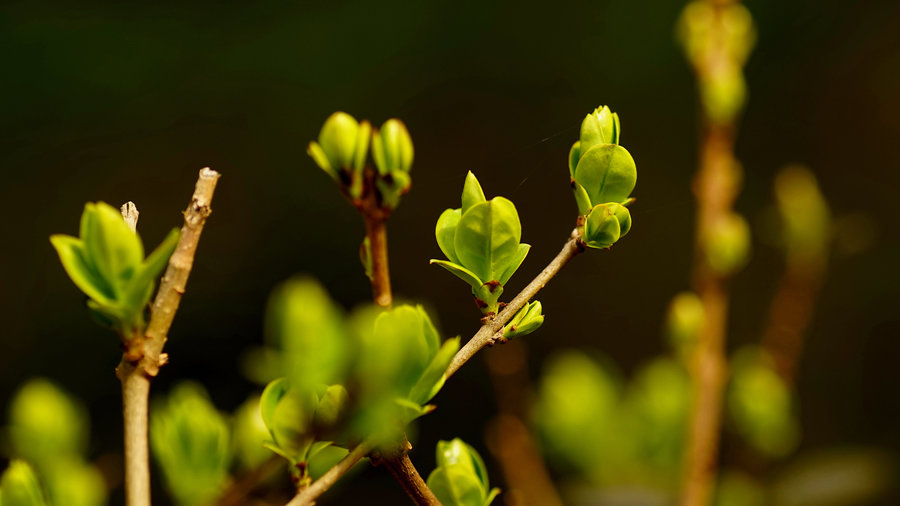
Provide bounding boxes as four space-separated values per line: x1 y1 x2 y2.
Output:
216 456 283 506
364 213 392 308
286 439 376 506
680 17 743 501
484 342 563 506
379 440 442 506
446 229 584 380
116 168 221 506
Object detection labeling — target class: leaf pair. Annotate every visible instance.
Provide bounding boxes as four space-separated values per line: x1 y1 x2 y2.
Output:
426 439 500 506
568 106 637 250
431 172 530 315
503 300 544 339
50 202 179 338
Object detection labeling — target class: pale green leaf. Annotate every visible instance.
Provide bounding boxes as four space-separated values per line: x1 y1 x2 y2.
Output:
50 235 114 304
435 208 462 264
461 171 486 214
497 243 530 286
454 198 521 283
573 144 637 205
429 260 483 290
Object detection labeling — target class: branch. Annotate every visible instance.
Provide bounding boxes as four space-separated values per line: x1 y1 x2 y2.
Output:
116 168 221 506
445 229 583 379
364 212 392 308
380 449 441 506
679 1 743 498
287 439 376 506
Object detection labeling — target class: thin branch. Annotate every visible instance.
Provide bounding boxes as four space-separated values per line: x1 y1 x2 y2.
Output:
679 0 744 498
121 201 139 232
364 213 392 308
116 168 221 506
286 439 376 506
445 229 584 379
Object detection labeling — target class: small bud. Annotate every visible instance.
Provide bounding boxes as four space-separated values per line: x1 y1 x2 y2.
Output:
317 112 362 172
582 203 632 249
372 119 414 175
665 292 704 355
579 105 620 154
704 213 750 275
504 300 544 339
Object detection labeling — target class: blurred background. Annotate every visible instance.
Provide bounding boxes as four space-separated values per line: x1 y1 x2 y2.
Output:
1 0 898 504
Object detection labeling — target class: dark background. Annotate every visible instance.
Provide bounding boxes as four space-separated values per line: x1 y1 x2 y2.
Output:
1 0 898 504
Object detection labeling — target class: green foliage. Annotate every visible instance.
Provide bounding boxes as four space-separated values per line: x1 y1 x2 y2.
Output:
6 379 107 506
726 348 799 457
503 300 544 339
372 118 414 208
426 439 499 506
665 291 705 359
704 213 751 275
258 277 460 464
568 106 637 249
231 395 272 471
535 350 692 490
50 202 179 338
431 171 531 314
150 383 230 506
0 461 46 506
9 379 89 467
774 165 831 265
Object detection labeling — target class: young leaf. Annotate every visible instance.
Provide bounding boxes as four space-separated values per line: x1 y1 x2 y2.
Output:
81 202 143 294
573 144 637 206
260 378 290 441
435 208 462 265
429 260 483 290
121 228 180 309
0 461 47 506
49 235 114 305
454 198 521 283
408 337 460 406
461 171 487 214
497 243 530 286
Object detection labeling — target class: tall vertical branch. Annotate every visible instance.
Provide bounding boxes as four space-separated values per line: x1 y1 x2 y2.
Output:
116 168 221 506
679 0 750 503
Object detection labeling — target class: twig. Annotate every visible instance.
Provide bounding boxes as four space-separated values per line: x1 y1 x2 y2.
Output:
121 202 139 232
364 212 392 308
116 168 221 506
380 444 442 506
286 439 376 506
445 229 583 379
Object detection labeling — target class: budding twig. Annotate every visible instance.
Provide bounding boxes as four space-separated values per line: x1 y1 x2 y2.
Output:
116 168 220 506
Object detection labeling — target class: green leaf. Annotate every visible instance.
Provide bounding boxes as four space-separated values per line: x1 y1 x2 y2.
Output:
429 260 483 290
408 337 460 405
307 142 336 179
416 305 441 359
497 243 530 286
454 198 521 283
583 203 622 249
573 144 637 206
50 235 114 304
81 202 143 295
259 378 290 440
568 141 581 178
461 171 486 213
435 208 462 264
427 467 485 506
317 112 360 171
373 119 414 175
0 461 47 506
122 228 180 309
572 182 593 216
313 385 348 428
353 120 371 173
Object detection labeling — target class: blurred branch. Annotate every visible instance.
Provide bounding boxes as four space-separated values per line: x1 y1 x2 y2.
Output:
116 168 221 506
376 439 442 506
446 228 583 379
485 342 563 506
680 1 746 503
216 456 283 506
